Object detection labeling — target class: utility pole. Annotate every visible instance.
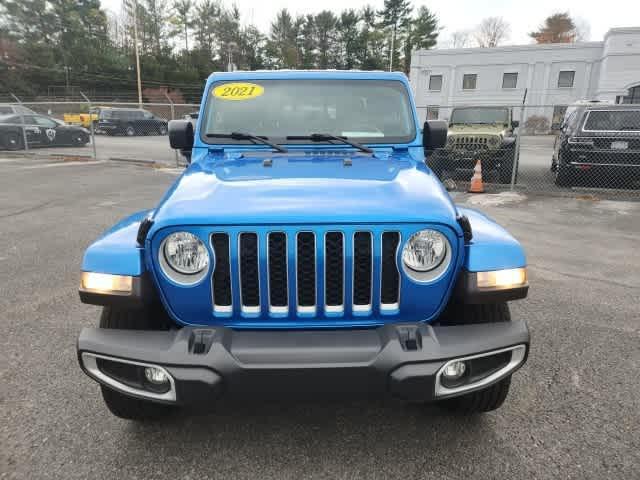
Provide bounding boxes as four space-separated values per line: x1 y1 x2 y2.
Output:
389 30 394 72
132 0 143 108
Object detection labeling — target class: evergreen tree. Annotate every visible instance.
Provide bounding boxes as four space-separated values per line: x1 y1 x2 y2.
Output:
377 0 413 71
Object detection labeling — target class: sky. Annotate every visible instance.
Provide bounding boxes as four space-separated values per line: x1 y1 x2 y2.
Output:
102 0 640 47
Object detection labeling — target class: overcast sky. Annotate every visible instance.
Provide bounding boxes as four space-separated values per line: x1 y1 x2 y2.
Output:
102 0 639 46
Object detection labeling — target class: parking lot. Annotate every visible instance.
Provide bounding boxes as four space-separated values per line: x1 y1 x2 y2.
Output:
1 156 639 479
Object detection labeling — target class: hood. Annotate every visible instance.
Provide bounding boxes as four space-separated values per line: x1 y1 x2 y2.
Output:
448 124 507 137
150 151 459 231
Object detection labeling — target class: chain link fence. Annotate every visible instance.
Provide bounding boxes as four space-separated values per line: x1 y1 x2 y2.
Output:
0 97 199 165
420 103 640 199
1 98 639 199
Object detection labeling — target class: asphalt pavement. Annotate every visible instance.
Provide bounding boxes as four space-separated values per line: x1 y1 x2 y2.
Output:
1 157 639 479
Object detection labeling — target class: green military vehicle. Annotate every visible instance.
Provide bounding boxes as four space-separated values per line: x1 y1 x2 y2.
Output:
428 106 519 184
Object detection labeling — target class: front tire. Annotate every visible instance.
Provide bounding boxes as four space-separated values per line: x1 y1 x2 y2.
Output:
125 125 136 136
554 153 576 187
436 302 514 414
158 124 168 135
4 132 24 150
98 305 176 421
498 149 517 184
440 376 512 414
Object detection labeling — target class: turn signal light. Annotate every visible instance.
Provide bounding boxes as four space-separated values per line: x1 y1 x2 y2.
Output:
476 268 527 289
80 272 133 294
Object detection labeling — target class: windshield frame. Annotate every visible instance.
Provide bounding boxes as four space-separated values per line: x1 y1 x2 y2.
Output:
198 78 418 147
450 107 510 125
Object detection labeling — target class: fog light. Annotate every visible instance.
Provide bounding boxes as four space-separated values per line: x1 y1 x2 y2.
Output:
144 366 169 385
443 361 466 380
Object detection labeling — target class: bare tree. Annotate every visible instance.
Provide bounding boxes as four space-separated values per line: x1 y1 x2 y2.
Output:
475 17 510 48
451 30 471 48
573 17 590 42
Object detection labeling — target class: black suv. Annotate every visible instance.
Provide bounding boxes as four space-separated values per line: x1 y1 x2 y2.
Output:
97 108 168 136
552 105 640 187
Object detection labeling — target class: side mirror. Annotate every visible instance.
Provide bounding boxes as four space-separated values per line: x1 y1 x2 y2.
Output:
169 119 194 151
511 120 519 128
423 120 448 151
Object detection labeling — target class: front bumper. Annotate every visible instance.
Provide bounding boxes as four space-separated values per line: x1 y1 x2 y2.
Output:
78 320 529 406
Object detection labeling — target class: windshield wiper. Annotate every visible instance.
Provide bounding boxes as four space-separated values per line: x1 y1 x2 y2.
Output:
286 133 373 154
206 132 288 153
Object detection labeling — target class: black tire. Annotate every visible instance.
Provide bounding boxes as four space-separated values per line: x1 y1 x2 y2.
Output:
72 133 89 146
4 131 24 151
98 305 176 421
437 302 513 414
158 124 168 135
125 124 136 136
440 376 512 414
554 153 575 187
498 149 517 184
427 150 447 180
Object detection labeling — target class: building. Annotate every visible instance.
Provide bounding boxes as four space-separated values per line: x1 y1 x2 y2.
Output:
409 27 640 129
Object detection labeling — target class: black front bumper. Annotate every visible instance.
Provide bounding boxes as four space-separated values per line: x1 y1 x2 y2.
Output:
78 320 529 406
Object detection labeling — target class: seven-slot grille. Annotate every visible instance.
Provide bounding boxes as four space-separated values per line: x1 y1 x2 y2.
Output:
210 230 401 318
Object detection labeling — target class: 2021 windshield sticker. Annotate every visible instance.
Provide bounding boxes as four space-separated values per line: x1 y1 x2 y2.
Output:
213 83 264 101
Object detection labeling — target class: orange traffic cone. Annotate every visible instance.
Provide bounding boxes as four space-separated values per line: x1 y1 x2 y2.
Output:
468 160 485 193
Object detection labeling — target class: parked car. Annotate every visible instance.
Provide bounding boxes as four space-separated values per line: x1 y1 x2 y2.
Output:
0 113 90 150
0 104 36 116
77 71 530 421
552 105 640 187
97 107 168 136
428 106 519 184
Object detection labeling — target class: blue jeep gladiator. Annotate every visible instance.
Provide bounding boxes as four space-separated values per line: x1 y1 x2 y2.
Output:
77 70 529 420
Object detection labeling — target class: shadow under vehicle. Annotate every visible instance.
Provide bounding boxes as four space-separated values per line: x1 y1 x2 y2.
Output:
552 104 640 188
428 106 519 184
0 113 90 150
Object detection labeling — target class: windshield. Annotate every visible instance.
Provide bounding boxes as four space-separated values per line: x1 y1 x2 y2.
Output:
583 110 640 131
201 79 416 144
450 108 508 125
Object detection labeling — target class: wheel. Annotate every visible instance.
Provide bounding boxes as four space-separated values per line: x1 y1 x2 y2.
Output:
498 149 517 184
125 125 136 136
436 303 513 414
158 124 168 135
4 131 24 150
554 153 575 187
73 133 89 146
440 376 512 414
427 149 447 180
98 305 176 420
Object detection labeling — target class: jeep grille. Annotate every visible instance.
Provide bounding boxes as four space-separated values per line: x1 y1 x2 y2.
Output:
449 136 491 151
209 229 401 319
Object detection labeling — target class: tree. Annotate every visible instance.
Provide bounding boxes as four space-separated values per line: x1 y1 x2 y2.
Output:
337 9 361 69
268 9 298 68
171 0 194 53
475 17 509 48
450 30 471 48
529 13 580 43
403 5 439 73
299 15 317 69
314 11 338 69
377 0 413 71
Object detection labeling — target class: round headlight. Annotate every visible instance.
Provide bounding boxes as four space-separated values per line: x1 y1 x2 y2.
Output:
402 230 447 273
163 232 209 275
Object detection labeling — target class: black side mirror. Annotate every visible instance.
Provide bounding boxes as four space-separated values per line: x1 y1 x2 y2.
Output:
169 120 194 163
423 120 448 151
511 120 519 128
169 119 194 151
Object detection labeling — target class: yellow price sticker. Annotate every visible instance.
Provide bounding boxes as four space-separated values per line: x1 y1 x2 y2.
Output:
213 82 264 101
